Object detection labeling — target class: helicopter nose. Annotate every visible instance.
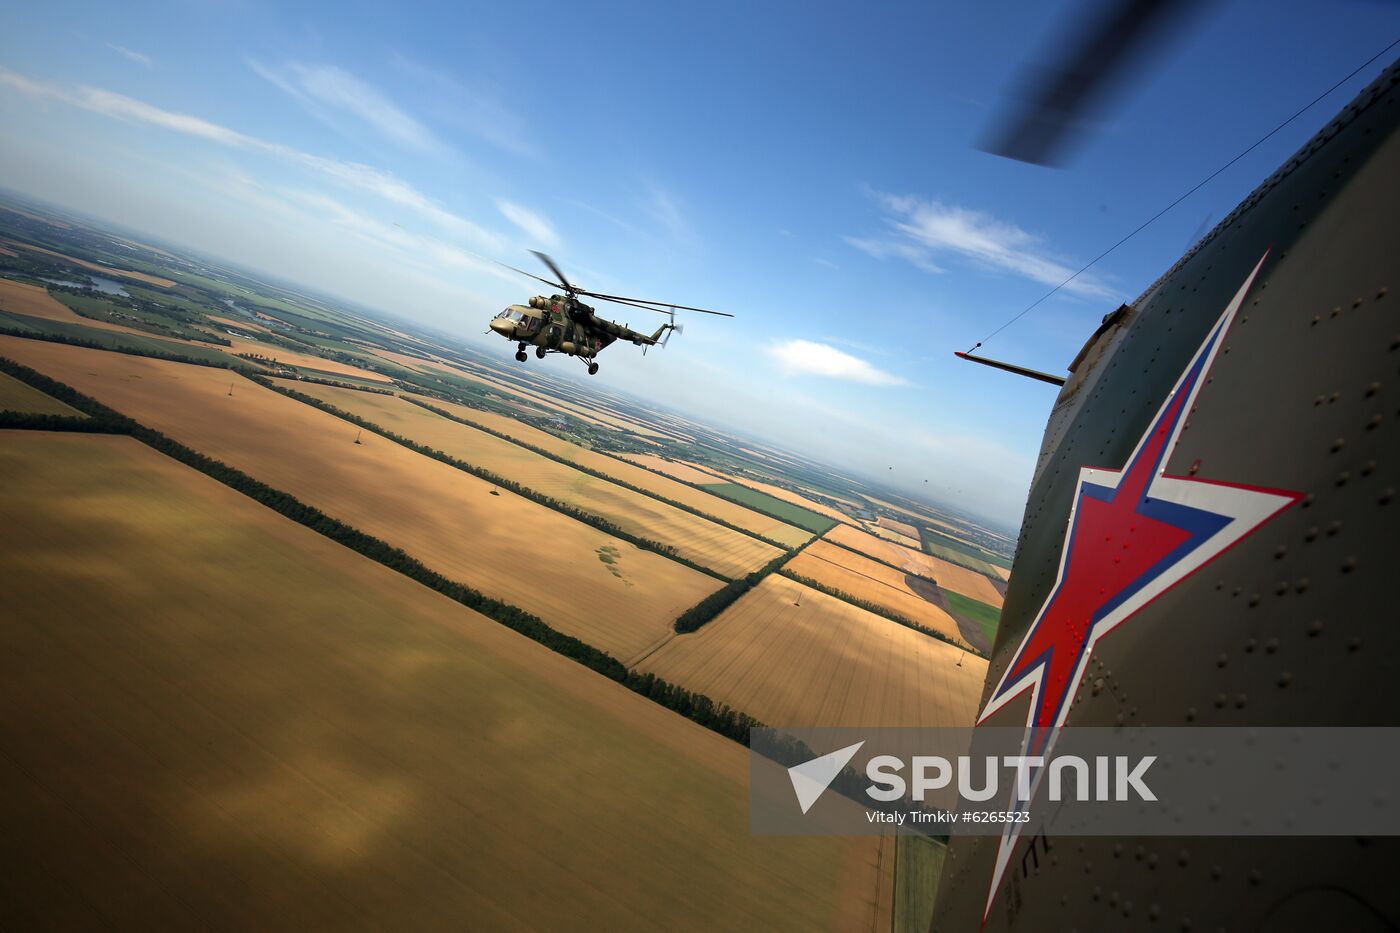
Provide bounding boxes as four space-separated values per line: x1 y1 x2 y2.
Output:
489 318 514 337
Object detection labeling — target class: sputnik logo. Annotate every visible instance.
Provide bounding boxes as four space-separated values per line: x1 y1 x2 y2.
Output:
976 252 1301 919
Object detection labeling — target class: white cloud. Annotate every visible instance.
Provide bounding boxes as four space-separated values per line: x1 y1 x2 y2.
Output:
849 191 1115 298
844 236 945 274
106 44 154 68
643 183 692 243
0 66 503 251
387 53 538 158
495 199 559 248
251 61 444 154
767 339 907 386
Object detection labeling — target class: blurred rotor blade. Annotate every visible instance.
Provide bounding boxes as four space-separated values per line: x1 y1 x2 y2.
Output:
492 257 562 290
578 290 734 317
979 0 1210 166
531 251 575 293
589 294 678 316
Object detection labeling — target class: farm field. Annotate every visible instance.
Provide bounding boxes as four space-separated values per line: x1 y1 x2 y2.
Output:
0 337 717 660
406 394 814 548
826 524 1004 608
876 515 921 540
720 476 852 526
918 524 1013 578
0 371 83 416
0 204 70 228
942 590 1001 649
620 453 728 485
0 301 244 366
699 482 839 535
419 360 620 431
783 540 963 643
441 360 665 437
859 493 978 540
894 835 947 933
865 522 925 550
0 237 177 287
0 278 196 343
639 576 987 728
208 313 278 334
0 431 880 931
279 381 784 579
227 334 394 383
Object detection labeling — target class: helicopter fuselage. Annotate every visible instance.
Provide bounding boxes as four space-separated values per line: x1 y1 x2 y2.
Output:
488 295 670 374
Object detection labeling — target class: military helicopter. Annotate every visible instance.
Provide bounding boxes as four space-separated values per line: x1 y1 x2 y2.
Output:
486 251 732 374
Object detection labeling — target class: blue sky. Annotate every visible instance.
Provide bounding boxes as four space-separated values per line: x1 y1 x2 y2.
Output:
2 0 1397 526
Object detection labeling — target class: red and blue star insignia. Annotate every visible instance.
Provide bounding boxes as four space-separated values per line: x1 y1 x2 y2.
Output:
976 252 1302 917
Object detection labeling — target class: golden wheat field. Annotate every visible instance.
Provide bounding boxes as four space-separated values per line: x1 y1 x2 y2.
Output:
0 371 83 416
422 360 621 429
0 238 176 287
858 492 983 542
865 522 924 550
405 394 815 548
639 576 988 728
784 540 963 642
0 338 718 660
226 334 394 382
620 453 730 486
482 373 674 440
279 381 784 580
876 515 921 540
432 359 665 437
0 431 882 931
825 524 1004 608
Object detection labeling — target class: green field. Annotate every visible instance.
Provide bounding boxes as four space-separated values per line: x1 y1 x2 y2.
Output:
0 309 243 366
918 523 1012 573
51 290 216 343
699 481 838 534
894 835 947 933
942 589 1001 647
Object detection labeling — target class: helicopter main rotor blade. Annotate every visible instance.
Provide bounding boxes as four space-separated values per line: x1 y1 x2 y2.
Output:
491 257 563 290
979 0 1209 166
577 290 734 317
586 294 686 317
531 251 575 294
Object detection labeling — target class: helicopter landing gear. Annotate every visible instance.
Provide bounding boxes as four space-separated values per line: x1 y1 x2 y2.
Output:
535 346 547 359
515 350 527 362
587 361 599 376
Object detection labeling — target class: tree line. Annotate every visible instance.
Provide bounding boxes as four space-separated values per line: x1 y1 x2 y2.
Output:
405 396 794 552
0 327 258 375
777 569 978 654
257 379 730 583
673 536 822 633
0 353 765 747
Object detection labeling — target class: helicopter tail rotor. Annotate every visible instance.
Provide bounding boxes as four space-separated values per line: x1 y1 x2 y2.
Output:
661 309 681 348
